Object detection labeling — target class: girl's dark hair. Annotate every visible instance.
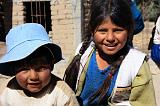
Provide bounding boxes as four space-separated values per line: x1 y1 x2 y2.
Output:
148 15 159 50
64 0 133 104
148 26 156 50
63 36 91 91
90 0 134 41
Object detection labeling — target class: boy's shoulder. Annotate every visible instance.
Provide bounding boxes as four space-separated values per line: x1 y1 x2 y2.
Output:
0 74 12 94
51 74 75 96
55 80 75 96
49 75 79 105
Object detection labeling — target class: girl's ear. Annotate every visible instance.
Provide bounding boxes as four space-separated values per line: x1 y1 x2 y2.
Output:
91 32 94 36
91 33 94 42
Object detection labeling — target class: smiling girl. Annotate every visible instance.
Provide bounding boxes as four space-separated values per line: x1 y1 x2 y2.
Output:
63 0 156 105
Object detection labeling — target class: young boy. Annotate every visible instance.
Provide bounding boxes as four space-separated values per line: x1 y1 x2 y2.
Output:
0 23 79 106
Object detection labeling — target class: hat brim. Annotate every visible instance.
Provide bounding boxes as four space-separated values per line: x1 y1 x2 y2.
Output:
0 40 62 64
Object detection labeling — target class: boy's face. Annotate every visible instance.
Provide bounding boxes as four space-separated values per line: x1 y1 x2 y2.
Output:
15 56 52 93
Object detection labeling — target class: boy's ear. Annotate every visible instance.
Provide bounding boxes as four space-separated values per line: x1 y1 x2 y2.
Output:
52 60 55 64
52 58 57 64
50 64 54 71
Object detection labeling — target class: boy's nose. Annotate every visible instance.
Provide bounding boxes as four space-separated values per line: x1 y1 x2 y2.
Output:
29 69 39 80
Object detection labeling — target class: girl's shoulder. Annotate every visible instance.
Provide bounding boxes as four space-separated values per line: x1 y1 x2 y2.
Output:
123 48 146 67
124 48 146 65
128 48 146 56
115 49 146 87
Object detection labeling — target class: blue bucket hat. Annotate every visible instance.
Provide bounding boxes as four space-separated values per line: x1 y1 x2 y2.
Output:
0 23 62 64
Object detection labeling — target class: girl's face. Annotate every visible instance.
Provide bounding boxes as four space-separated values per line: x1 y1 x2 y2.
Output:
15 56 52 93
93 18 128 55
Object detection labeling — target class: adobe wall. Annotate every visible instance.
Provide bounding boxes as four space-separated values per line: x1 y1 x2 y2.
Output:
1 0 155 78
5 0 81 78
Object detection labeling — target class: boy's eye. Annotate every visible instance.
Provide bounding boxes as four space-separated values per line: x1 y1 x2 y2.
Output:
36 65 51 71
15 66 30 73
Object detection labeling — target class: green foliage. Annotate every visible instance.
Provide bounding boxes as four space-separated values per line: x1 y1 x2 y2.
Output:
148 2 160 21
137 0 160 22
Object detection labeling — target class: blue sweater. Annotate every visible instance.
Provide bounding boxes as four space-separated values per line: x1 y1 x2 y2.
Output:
80 51 118 105
130 1 144 35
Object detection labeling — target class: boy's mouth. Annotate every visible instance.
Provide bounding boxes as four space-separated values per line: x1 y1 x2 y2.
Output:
28 82 41 87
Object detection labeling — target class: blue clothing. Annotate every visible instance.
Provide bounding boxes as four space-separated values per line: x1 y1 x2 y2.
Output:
80 50 118 105
130 1 144 35
151 44 160 64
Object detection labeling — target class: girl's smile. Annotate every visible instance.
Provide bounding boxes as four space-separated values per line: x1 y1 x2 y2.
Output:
93 17 128 55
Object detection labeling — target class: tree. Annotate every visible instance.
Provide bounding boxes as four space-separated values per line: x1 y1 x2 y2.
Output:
137 0 160 21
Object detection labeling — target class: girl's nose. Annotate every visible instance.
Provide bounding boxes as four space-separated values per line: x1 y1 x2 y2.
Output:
106 31 115 43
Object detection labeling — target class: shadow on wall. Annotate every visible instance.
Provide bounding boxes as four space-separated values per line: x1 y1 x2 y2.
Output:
0 42 11 76
0 63 14 76
0 0 12 42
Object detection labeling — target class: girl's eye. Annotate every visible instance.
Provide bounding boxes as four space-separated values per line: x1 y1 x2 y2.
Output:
97 29 107 32
113 29 124 33
97 29 107 34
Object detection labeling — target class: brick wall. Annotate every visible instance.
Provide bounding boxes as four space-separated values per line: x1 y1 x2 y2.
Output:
82 0 91 40
133 21 155 54
50 0 81 78
3 1 13 34
3 0 82 78
0 42 6 58
1 0 154 78
12 2 24 26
